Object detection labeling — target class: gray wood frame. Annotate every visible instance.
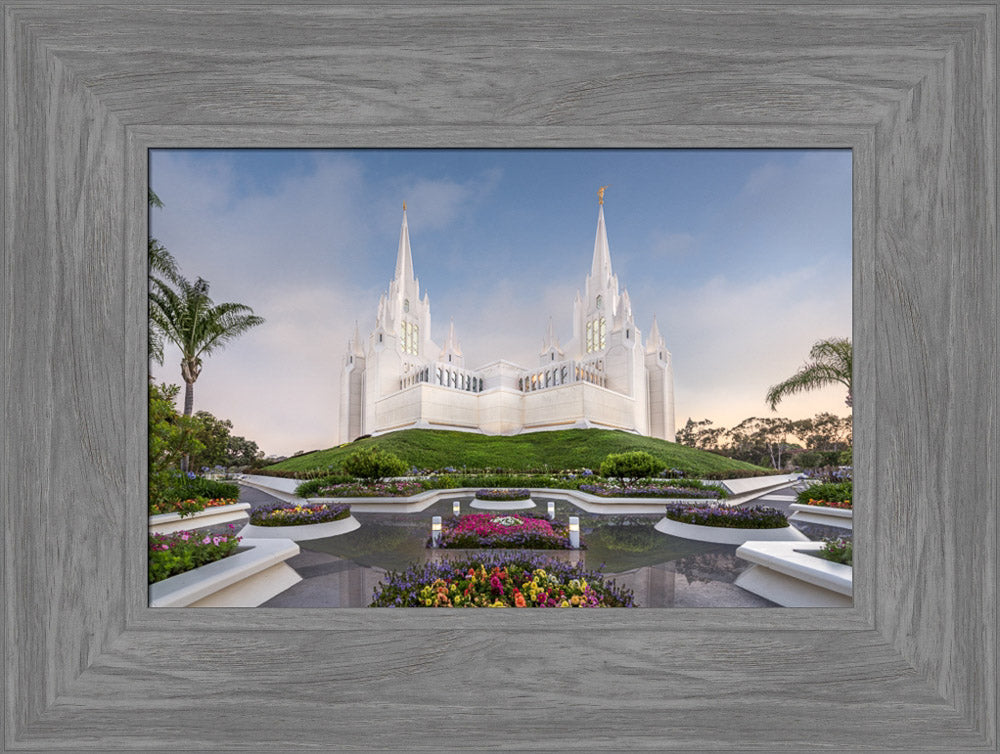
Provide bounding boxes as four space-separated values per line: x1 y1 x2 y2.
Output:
3 3 996 750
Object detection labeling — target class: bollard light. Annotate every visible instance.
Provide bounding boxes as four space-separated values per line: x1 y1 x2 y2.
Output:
568 516 580 549
431 516 443 548
547 501 556 520
453 500 461 517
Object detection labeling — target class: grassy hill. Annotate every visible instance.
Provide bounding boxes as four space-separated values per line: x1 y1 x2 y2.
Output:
264 428 768 476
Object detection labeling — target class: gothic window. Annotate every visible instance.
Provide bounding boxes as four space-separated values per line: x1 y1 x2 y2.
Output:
596 295 603 309
551 352 555 361
404 299 410 313
400 321 419 355
586 317 606 353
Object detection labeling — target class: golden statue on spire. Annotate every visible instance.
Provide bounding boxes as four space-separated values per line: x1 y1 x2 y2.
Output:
597 185 610 205
403 200 407 211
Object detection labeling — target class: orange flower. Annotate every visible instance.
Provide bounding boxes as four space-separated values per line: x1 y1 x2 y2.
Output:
514 593 527 608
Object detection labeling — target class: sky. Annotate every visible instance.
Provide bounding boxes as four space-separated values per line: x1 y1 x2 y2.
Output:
149 149 852 458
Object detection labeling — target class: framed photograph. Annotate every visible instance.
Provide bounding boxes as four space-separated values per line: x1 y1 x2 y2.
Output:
146 147 854 611
4 3 996 750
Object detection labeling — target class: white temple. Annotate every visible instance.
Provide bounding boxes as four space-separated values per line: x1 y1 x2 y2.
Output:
339 191 675 443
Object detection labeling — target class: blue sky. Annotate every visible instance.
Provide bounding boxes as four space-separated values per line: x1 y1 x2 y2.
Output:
149 149 852 457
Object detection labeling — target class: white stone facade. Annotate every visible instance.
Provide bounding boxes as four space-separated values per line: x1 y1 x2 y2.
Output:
339 198 675 443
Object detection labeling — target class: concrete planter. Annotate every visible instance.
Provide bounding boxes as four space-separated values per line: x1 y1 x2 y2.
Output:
653 515 810 545
149 537 301 607
469 497 537 511
238 514 361 542
734 540 852 607
788 503 853 530
148 503 251 535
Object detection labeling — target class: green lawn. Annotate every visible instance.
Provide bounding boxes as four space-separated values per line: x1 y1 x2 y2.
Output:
264 428 768 476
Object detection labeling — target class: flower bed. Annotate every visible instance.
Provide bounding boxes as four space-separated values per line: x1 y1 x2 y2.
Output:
310 481 428 497
249 502 350 527
804 498 852 509
434 513 574 550
796 480 852 506
149 527 242 584
815 537 853 565
664 504 788 529
579 483 720 500
370 553 634 607
474 488 531 501
148 497 238 516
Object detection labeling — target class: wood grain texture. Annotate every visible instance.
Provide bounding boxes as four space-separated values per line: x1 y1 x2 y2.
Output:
3 3 996 750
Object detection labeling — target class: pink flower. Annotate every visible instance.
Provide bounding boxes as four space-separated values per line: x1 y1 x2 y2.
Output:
180 534 189 541
202 536 211 544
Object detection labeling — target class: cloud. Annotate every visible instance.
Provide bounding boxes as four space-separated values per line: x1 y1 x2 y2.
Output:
648 230 698 259
148 150 851 455
654 264 852 428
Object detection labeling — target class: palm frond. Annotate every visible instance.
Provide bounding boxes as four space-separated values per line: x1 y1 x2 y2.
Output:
766 337 852 410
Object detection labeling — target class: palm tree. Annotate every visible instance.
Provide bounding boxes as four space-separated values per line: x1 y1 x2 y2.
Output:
148 189 179 365
765 337 853 410
149 275 264 417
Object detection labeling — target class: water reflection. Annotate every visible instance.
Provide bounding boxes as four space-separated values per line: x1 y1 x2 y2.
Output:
259 495 789 607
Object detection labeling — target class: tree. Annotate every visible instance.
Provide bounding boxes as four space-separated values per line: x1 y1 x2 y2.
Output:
149 275 264 418
799 412 852 451
675 418 725 452
226 434 264 467
765 337 853 410
188 410 265 469
599 451 662 484
189 411 235 469
147 189 180 365
728 417 794 470
148 382 204 506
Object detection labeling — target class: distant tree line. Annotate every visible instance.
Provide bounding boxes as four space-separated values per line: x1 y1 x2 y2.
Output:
676 412 852 470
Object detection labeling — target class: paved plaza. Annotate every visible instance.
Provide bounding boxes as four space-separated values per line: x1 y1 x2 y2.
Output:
238 485 797 608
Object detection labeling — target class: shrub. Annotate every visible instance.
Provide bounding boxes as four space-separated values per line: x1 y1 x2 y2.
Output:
579 483 722 500
599 451 662 483
343 447 408 481
148 527 242 584
249 502 350 527
818 537 853 566
163 473 239 502
309 480 428 497
664 504 789 529
797 480 852 506
370 553 634 607
698 469 775 480
294 474 357 497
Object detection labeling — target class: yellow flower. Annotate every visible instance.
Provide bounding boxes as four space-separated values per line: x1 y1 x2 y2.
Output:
560 600 570 608
424 599 433 606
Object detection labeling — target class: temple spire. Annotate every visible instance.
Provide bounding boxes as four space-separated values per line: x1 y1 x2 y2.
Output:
394 204 415 283
352 321 365 356
647 315 665 353
439 318 463 365
590 199 613 284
